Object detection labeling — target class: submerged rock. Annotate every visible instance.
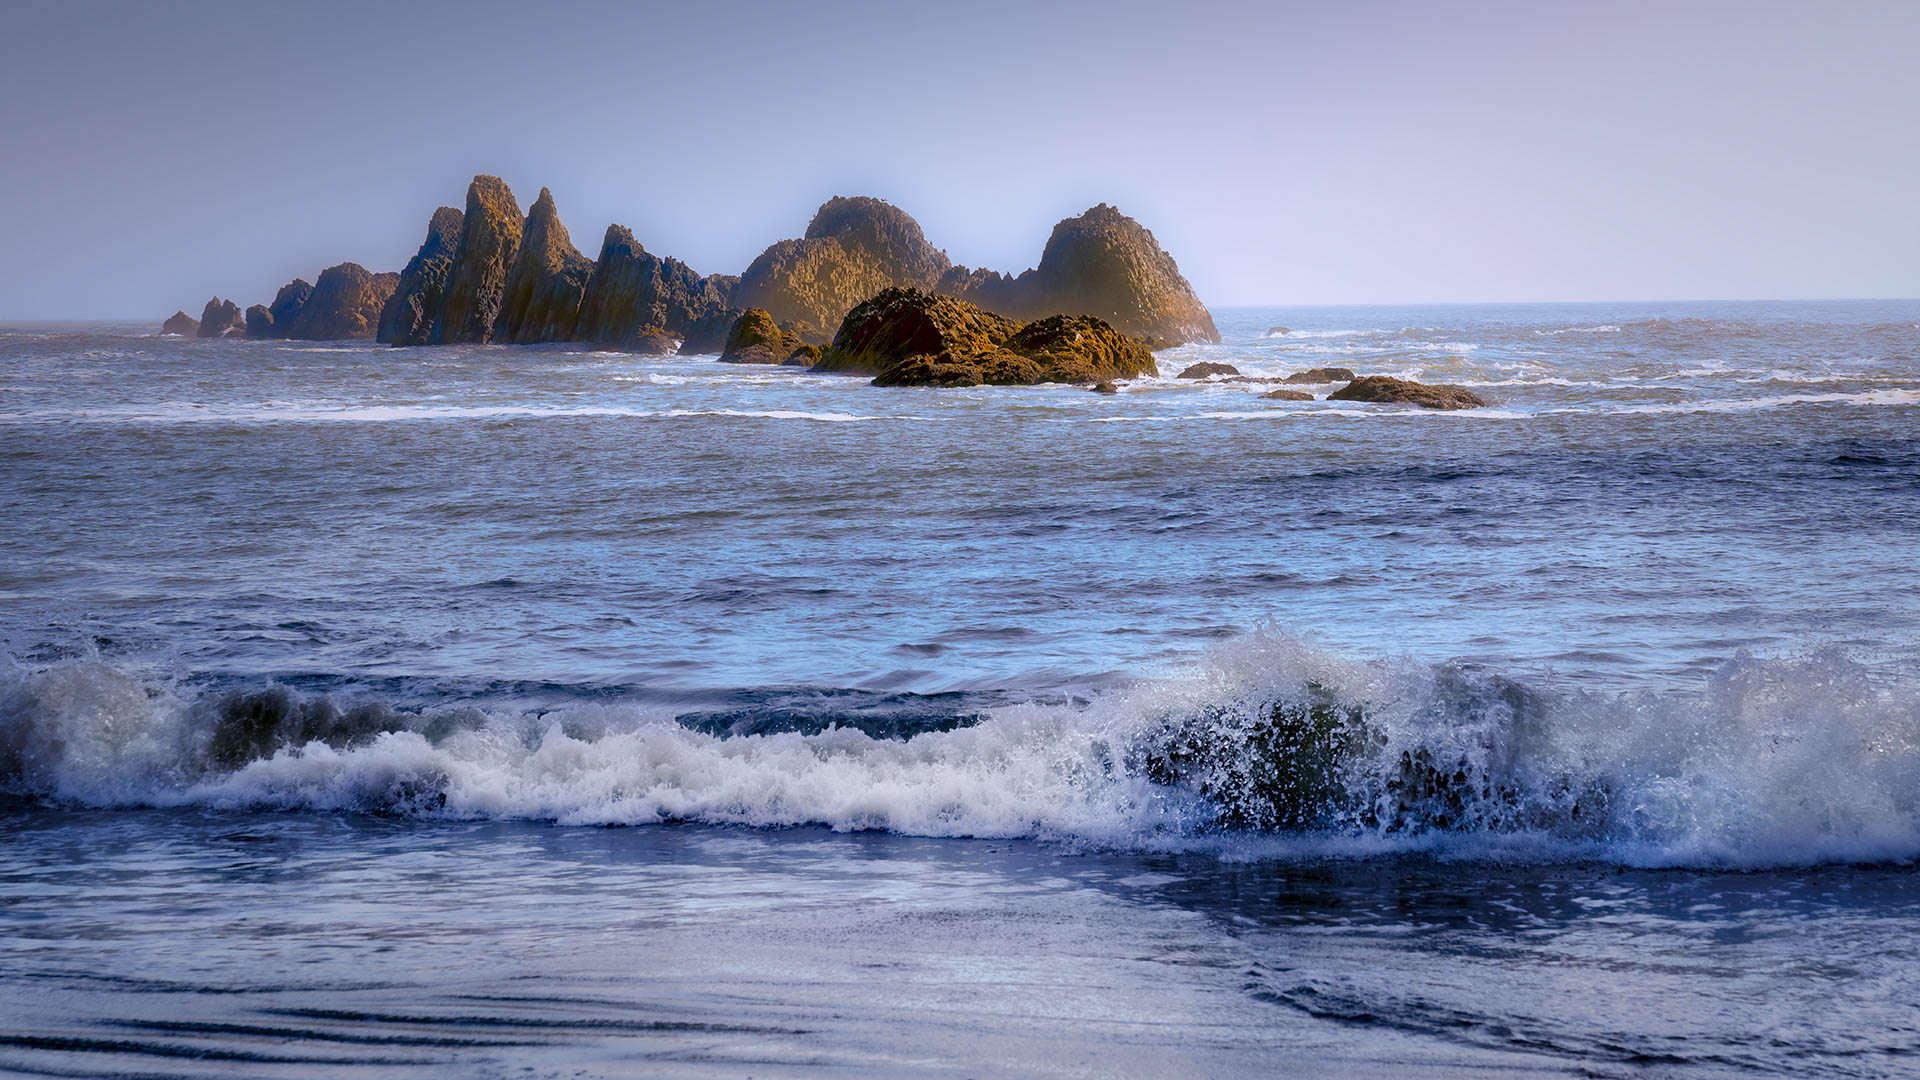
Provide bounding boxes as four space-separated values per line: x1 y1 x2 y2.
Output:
494 187 593 344
1177 362 1239 379
196 297 244 338
574 224 729 351
1259 388 1314 401
161 310 199 336
266 278 313 334
283 262 398 340
433 175 522 344
1284 366 1355 384
244 304 274 337
377 206 463 346
821 287 1157 388
1327 375 1486 410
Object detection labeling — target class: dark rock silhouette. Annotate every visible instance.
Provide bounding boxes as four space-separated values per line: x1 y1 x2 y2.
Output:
720 308 804 364
161 311 199 336
821 287 1156 388
1177 362 1239 379
434 175 522 344
494 188 592 344
267 279 313 335
284 263 398 340
1284 367 1355 384
244 304 274 337
378 207 463 346
196 297 244 338
1328 376 1487 410
1260 388 1314 401
574 224 730 353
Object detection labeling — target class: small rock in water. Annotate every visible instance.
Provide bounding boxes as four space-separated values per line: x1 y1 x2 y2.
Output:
161 310 199 336
1283 367 1356 384
1091 381 1119 394
784 344 822 367
1260 388 1313 401
1327 375 1486 410
1176 362 1240 379
1265 325 1290 336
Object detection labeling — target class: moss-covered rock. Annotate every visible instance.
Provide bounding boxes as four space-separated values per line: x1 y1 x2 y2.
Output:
1328 375 1487 410
730 196 954 333
784 343 823 367
719 308 796 364
1177 361 1239 379
818 287 1156 387
196 297 244 338
494 188 593 344
161 310 199 336
1284 366 1355 384
284 263 398 340
433 175 522 344
377 207 463 346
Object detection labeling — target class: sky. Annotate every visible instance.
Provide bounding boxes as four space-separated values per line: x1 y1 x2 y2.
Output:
1 0 1916 318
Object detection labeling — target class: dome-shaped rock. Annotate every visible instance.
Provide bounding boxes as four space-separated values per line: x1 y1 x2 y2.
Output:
1327 376 1486 410
284 263 398 340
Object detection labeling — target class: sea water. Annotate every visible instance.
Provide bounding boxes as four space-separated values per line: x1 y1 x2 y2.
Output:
1 300 1917 1076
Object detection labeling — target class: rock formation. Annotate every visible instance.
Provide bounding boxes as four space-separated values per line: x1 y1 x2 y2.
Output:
377 207 463 346
732 196 953 333
196 297 244 337
1260 388 1314 401
1327 376 1486 410
162 311 199 336
283 263 398 340
573 224 732 353
719 308 801 364
267 279 313 334
1177 362 1239 379
244 304 274 337
819 287 1156 388
494 188 593 344
433 175 522 344
1284 367 1355 384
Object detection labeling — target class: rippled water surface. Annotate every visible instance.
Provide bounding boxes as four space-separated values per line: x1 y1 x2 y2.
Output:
2 300 1918 1075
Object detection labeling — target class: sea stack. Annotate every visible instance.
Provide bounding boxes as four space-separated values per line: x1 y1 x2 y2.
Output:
732 196 951 333
266 279 313 335
433 175 522 344
196 297 245 338
161 311 199 336
282 263 398 340
573 224 731 353
244 304 274 337
493 187 593 344
1004 204 1220 344
377 207 463 346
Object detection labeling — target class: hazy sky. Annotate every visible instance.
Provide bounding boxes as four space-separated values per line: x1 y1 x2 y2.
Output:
2 0 1916 317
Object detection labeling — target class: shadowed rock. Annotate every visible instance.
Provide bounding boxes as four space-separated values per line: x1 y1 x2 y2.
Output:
267 279 313 334
1284 366 1355 384
1260 388 1314 401
377 206 463 346
820 287 1156 388
196 297 244 338
161 311 199 336
784 344 823 367
1328 375 1487 410
433 175 522 343
244 304 274 337
284 263 398 340
1177 362 1239 379
574 224 729 353
494 188 593 344
678 305 744 356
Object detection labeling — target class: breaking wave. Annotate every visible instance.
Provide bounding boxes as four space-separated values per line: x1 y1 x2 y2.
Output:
3 632 1916 868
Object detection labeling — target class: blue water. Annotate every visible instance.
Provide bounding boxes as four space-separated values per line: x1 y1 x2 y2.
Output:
2 300 1919 1076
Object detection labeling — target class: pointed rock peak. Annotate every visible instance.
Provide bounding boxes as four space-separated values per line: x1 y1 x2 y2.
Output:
465 174 520 220
597 223 643 259
426 206 463 241
530 187 558 220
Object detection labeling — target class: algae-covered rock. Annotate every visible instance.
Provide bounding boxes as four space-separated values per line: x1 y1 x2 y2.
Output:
814 288 1019 376
784 344 823 367
494 188 593 344
1260 388 1314 401
267 278 313 334
284 262 397 340
377 206 463 346
1091 381 1119 394
719 308 799 364
196 297 244 338
162 310 199 336
433 175 522 343
1000 314 1156 384
731 195 953 333
1328 375 1486 410
1284 366 1355 384
1177 362 1239 379
244 304 274 338
821 287 1156 387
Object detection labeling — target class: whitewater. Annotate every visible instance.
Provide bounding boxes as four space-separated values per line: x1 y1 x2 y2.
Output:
3 299 1918 1077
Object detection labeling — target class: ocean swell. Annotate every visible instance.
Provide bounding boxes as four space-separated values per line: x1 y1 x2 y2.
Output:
2 632 1915 867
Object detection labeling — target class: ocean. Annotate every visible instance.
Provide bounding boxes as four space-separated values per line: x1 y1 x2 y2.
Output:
2 299 1917 1076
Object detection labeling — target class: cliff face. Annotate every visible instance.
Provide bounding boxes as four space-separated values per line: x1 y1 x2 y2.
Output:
283 263 398 340
377 206 463 346
432 175 522 344
493 188 593 344
196 297 245 338
573 224 730 353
